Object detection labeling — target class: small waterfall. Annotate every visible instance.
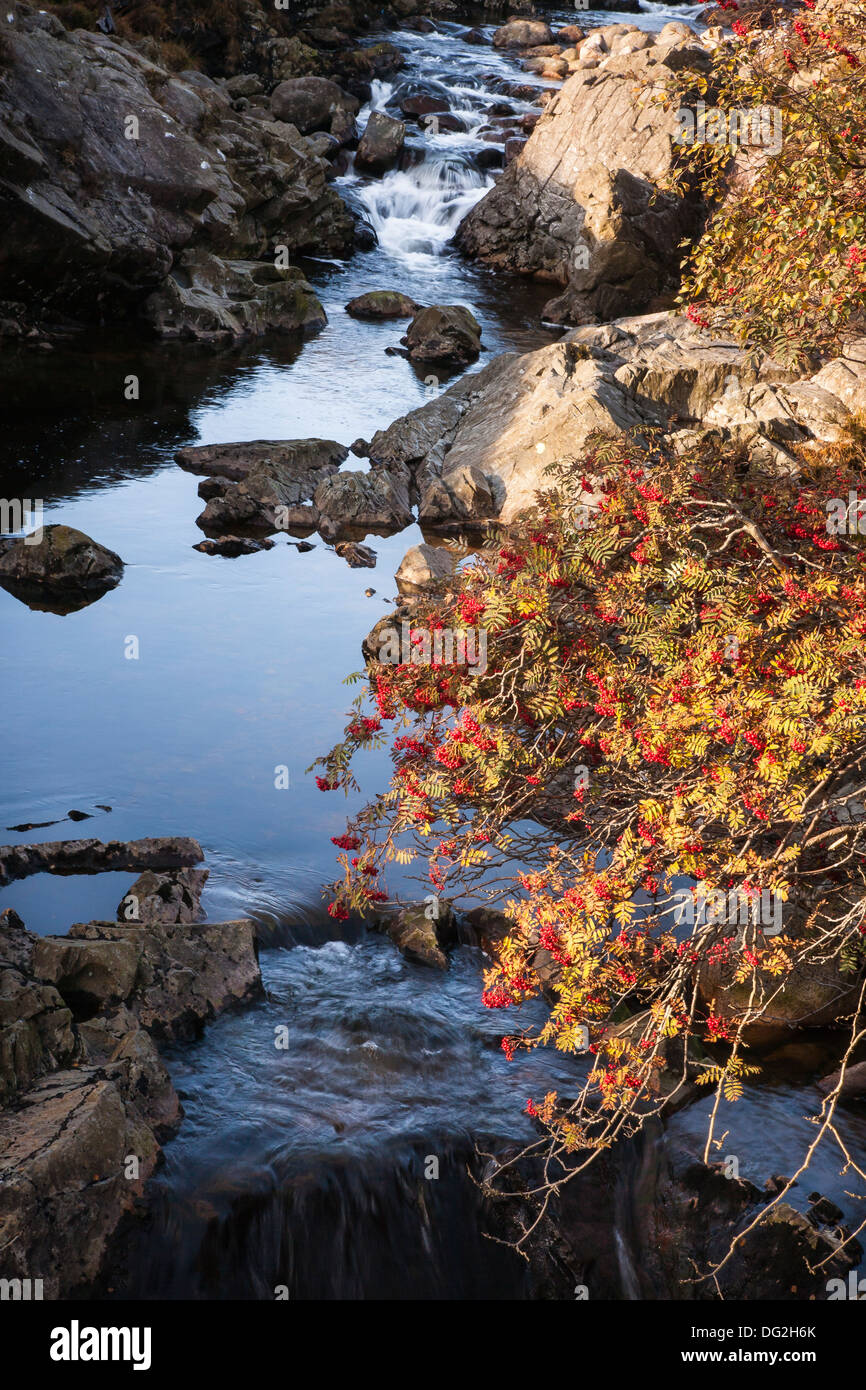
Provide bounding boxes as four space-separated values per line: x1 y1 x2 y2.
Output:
366 78 394 113
614 1228 643 1301
355 156 494 264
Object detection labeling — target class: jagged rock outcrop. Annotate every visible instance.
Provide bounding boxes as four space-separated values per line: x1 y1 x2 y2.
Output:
0 906 178 1298
0 4 353 337
178 436 347 482
359 311 866 527
0 1068 163 1298
116 867 208 925
456 27 708 325
0 910 78 1106
314 466 414 540
39 919 262 1040
0 882 263 1297
194 441 346 533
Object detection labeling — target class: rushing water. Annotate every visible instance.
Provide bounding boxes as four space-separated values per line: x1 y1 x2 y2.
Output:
5 4 853 1300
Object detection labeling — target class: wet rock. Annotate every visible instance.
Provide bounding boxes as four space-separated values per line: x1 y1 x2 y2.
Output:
405 304 482 365
143 251 327 342
77 1005 180 1137
461 27 489 45
330 105 358 146
194 443 345 534
697 945 865 1048
177 437 347 483
493 20 554 48
116 868 209 925
378 900 457 970
435 113 468 133
305 130 341 161
818 1059 866 1099
314 467 413 540
404 17 437 35
335 41 405 85
345 291 419 319
0 835 204 887
476 146 504 171
193 536 276 556
0 914 77 1106
0 1069 161 1300
0 525 123 597
456 36 708 325
355 111 406 173
807 1194 845 1227
395 542 455 590
643 1153 862 1299
399 94 449 120
334 541 377 569
269 75 359 133
65 920 263 1043
32 936 142 1017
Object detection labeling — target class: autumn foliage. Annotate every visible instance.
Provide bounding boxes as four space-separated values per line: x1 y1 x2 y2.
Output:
312 2 866 1211
667 0 866 363
314 419 866 1172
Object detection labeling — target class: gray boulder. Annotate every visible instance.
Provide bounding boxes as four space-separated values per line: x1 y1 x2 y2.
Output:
493 20 554 47
355 111 406 173
395 543 455 590
457 38 708 325
346 291 419 319
405 304 482 365
269 76 359 133
0 525 123 595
